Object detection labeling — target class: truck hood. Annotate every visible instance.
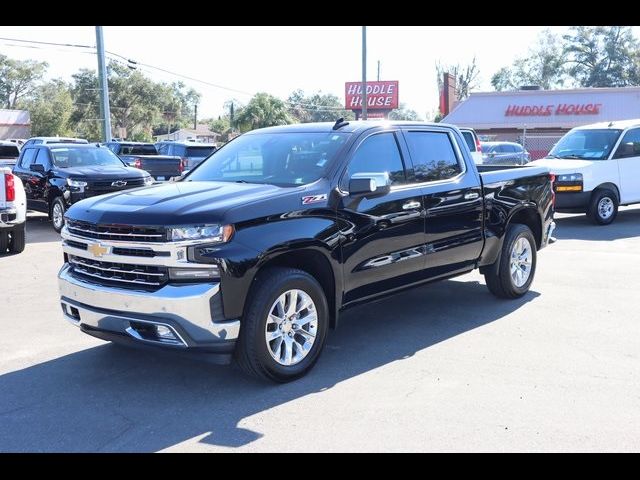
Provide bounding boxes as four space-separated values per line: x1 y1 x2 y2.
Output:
60 165 146 180
528 158 594 173
66 180 290 226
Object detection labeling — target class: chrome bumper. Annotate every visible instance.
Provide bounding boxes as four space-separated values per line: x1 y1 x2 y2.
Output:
58 264 240 348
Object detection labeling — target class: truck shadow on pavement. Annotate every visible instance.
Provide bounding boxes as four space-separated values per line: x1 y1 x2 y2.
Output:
554 207 640 242
0 279 539 452
24 213 60 245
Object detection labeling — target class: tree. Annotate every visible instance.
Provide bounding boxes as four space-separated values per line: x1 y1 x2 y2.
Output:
20 79 74 137
491 30 567 91
563 26 640 87
436 56 480 101
0 55 48 109
286 90 354 123
388 103 422 121
233 92 293 132
69 68 102 141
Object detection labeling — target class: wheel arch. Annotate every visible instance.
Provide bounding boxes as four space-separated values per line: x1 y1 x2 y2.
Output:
591 182 620 202
507 206 543 250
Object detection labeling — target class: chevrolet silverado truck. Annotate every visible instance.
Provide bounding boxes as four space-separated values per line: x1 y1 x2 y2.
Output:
1 167 27 254
58 121 555 382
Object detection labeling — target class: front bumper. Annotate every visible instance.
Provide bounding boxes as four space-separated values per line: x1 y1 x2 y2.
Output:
58 264 240 354
554 191 591 212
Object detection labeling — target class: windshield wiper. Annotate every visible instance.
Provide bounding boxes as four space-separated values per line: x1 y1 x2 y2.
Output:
559 155 586 159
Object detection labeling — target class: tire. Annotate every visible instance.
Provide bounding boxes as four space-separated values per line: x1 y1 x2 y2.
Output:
8 223 26 254
587 189 618 225
51 197 66 233
0 230 8 253
234 267 329 383
484 223 537 299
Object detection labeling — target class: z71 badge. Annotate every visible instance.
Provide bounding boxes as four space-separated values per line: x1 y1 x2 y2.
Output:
302 194 328 205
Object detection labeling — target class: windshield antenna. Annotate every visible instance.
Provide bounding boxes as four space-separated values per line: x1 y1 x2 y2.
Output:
333 117 349 130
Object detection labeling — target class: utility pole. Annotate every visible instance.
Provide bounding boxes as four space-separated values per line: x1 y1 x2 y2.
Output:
194 104 198 130
377 60 380 81
361 26 367 121
95 26 112 142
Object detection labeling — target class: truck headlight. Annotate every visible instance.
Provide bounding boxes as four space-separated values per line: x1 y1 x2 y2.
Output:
143 176 153 186
66 178 88 188
556 173 583 182
168 224 234 243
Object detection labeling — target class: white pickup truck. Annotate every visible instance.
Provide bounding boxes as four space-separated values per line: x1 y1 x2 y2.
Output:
0 167 26 254
531 119 640 225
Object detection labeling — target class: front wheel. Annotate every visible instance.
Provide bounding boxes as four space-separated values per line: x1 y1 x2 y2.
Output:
51 197 66 233
234 267 329 383
587 189 618 225
484 224 537 299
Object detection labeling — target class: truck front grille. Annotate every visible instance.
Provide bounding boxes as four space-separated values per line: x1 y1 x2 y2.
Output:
68 254 168 288
66 220 166 243
88 179 146 193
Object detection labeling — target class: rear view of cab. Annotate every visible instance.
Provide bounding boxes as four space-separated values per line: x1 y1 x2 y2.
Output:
459 127 483 164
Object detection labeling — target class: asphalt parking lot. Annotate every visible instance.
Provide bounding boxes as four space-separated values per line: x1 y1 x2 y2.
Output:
1 208 640 452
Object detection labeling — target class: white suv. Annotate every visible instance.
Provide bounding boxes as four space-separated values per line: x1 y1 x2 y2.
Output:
530 119 640 225
459 128 483 165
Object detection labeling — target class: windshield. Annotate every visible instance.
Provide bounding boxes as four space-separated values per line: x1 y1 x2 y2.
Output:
548 129 622 160
185 146 216 158
120 144 157 155
185 132 349 186
51 148 126 168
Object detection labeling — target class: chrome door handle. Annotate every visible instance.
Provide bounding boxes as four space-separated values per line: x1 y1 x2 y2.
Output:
402 201 421 210
464 192 479 200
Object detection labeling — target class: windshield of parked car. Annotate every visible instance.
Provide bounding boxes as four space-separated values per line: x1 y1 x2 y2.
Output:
120 144 157 155
184 132 350 186
51 148 126 168
548 129 622 160
185 146 216 158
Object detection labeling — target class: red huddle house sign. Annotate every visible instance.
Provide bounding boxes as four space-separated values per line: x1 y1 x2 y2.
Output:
505 103 603 117
345 81 399 110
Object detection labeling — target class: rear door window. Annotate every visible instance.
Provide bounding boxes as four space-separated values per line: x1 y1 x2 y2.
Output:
405 131 463 182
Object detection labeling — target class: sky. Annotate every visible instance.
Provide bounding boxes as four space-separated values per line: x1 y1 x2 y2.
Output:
2 26 638 120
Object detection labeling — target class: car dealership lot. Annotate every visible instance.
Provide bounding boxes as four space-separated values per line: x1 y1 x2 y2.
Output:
1 209 640 452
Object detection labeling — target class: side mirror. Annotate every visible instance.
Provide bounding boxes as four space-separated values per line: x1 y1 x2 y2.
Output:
30 164 45 173
488 152 496 158
349 172 391 196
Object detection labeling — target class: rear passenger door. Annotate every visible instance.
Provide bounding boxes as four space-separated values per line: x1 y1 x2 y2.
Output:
401 128 484 279
339 130 427 304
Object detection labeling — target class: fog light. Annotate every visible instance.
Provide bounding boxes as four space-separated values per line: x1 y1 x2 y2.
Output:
155 325 176 340
168 267 219 280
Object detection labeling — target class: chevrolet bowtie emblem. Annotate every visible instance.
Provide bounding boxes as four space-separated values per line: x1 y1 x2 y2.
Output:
111 180 127 187
88 243 109 258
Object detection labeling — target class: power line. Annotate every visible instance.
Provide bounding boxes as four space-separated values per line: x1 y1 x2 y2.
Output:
0 36 94 50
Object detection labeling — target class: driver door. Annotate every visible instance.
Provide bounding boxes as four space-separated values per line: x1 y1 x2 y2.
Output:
338 131 427 304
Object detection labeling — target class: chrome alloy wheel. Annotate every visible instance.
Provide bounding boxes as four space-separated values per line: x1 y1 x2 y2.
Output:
53 203 64 230
598 196 614 220
510 237 533 288
265 289 318 366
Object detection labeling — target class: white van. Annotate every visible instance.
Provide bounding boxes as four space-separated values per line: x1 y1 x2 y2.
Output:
530 119 640 225
459 128 483 165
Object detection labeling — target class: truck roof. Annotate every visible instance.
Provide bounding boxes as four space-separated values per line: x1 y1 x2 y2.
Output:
574 119 640 130
246 120 454 135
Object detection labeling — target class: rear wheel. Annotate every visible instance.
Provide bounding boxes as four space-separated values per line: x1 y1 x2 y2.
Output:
587 189 618 225
234 267 329 383
0 230 9 253
51 197 66 233
484 223 537 299
9 223 26 253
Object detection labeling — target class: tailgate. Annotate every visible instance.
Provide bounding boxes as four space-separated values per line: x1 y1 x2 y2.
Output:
136 156 182 180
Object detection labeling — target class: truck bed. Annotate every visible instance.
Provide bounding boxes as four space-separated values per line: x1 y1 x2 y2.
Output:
477 164 550 184
122 155 182 181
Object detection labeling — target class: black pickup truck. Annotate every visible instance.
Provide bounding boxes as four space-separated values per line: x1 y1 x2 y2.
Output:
58 121 555 382
105 142 183 181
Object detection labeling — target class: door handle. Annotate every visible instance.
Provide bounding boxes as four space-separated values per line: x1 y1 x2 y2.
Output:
402 201 421 210
464 192 479 200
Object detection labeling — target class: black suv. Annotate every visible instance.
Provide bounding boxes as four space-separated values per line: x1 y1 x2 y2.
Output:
13 143 153 232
